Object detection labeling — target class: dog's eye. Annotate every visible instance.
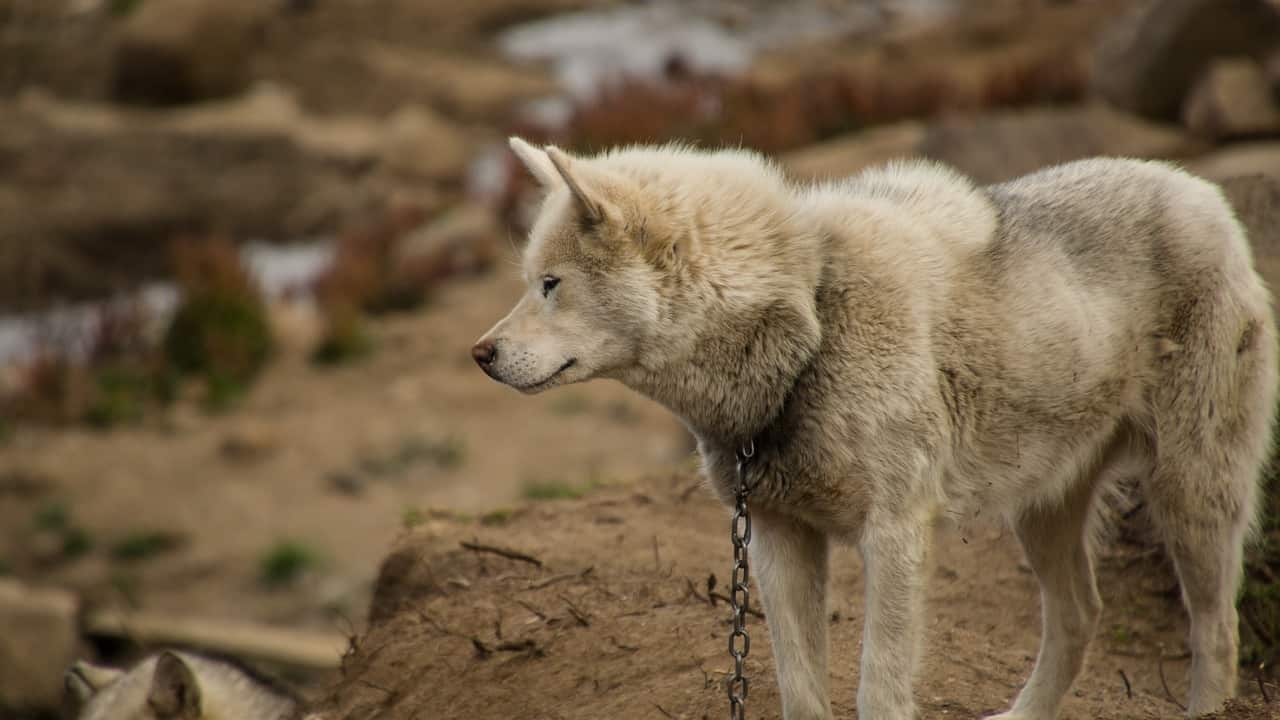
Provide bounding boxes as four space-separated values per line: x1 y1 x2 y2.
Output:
541 276 561 297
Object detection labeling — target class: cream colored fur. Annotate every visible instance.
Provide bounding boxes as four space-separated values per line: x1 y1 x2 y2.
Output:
477 139 1278 719
66 651 296 720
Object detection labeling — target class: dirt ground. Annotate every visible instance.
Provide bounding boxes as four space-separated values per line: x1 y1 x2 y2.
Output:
0 270 689 633
305 472 1276 720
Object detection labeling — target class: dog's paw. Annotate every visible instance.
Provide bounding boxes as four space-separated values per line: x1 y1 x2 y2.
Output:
983 712 1032 720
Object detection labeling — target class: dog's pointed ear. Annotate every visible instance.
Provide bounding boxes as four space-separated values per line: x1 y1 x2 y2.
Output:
148 652 201 719
545 146 606 225
509 136 560 188
64 661 122 702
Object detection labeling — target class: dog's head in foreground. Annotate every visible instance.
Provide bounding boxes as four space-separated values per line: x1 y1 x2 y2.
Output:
471 138 666 394
66 651 297 720
473 138 821 434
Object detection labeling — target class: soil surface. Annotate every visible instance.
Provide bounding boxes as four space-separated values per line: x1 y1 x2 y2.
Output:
0 271 689 634
306 472 1276 720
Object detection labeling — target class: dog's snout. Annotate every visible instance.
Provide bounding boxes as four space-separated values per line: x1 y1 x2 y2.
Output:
472 340 497 367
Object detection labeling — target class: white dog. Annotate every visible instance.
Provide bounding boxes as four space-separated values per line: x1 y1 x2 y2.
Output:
474 138 1276 719
66 650 297 720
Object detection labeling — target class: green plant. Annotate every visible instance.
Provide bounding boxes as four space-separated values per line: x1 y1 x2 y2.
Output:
110 530 185 562
109 0 144 17
402 508 425 529
521 478 597 501
310 305 372 367
164 237 272 409
84 366 150 428
480 508 514 526
1240 410 1280 667
61 527 93 559
259 540 318 588
33 501 69 532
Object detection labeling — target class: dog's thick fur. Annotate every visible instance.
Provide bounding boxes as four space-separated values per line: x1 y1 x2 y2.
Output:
66 650 297 720
476 139 1277 719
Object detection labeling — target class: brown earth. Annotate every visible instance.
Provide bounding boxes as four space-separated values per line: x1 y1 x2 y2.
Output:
304 472 1277 720
0 270 689 637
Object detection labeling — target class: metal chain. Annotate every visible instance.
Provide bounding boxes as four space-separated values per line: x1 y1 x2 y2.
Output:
728 440 756 720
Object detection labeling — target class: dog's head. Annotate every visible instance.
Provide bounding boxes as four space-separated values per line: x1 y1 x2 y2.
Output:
472 138 680 393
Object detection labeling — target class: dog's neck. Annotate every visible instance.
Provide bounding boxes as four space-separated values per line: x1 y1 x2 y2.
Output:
616 178 826 447
622 289 822 449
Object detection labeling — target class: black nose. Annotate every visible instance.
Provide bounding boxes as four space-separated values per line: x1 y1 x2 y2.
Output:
472 340 497 367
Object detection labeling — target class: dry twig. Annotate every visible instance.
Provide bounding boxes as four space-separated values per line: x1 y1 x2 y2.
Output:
461 539 543 567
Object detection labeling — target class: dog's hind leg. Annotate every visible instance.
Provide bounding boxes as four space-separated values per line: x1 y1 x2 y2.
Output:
1143 300 1275 716
988 455 1110 720
1144 422 1265 715
752 509 833 720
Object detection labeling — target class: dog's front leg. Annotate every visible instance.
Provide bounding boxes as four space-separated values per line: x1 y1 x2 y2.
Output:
857 514 933 720
752 508 833 720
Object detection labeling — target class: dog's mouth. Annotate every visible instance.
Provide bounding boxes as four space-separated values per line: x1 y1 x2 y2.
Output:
517 358 577 393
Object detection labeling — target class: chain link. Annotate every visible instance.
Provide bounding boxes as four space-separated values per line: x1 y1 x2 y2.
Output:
728 440 756 720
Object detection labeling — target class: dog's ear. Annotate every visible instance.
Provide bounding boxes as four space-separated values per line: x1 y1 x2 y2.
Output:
147 652 202 719
545 146 608 225
64 661 122 702
509 136 560 188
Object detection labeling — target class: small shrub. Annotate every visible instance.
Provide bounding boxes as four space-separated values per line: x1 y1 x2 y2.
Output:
84 366 150 428
402 508 425 529
109 0 143 17
313 206 429 317
479 508 513 526
521 478 596 501
61 527 93 559
110 530 185 563
164 237 272 409
259 540 318 588
310 304 372 367
33 501 69 532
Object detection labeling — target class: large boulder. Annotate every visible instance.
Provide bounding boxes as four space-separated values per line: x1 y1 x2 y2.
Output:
1190 142 1280 182
113 0 272 105
1091 0 1280 121
0 94 381 309
918 104 1203 184
0 579 82 712
1183 58 1280 140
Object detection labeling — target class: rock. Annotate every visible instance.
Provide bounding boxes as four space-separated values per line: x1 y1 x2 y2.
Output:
381 105 472 182
392 204 500 286
1183 59 1280 140
0 96 378 310
1189 142 1280 181
0 578 82 712
918 104 1204 184
113 0 272 105
1091 0 1280 121
781 122 925 181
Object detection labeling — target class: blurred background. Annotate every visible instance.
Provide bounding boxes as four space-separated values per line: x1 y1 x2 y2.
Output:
1 0 1278 717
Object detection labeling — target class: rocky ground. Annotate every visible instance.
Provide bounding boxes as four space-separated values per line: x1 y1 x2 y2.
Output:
305 472 1276 720
2 0 1280 717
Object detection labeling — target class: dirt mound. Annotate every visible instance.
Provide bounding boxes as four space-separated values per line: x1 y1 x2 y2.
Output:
304 473 1276 720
